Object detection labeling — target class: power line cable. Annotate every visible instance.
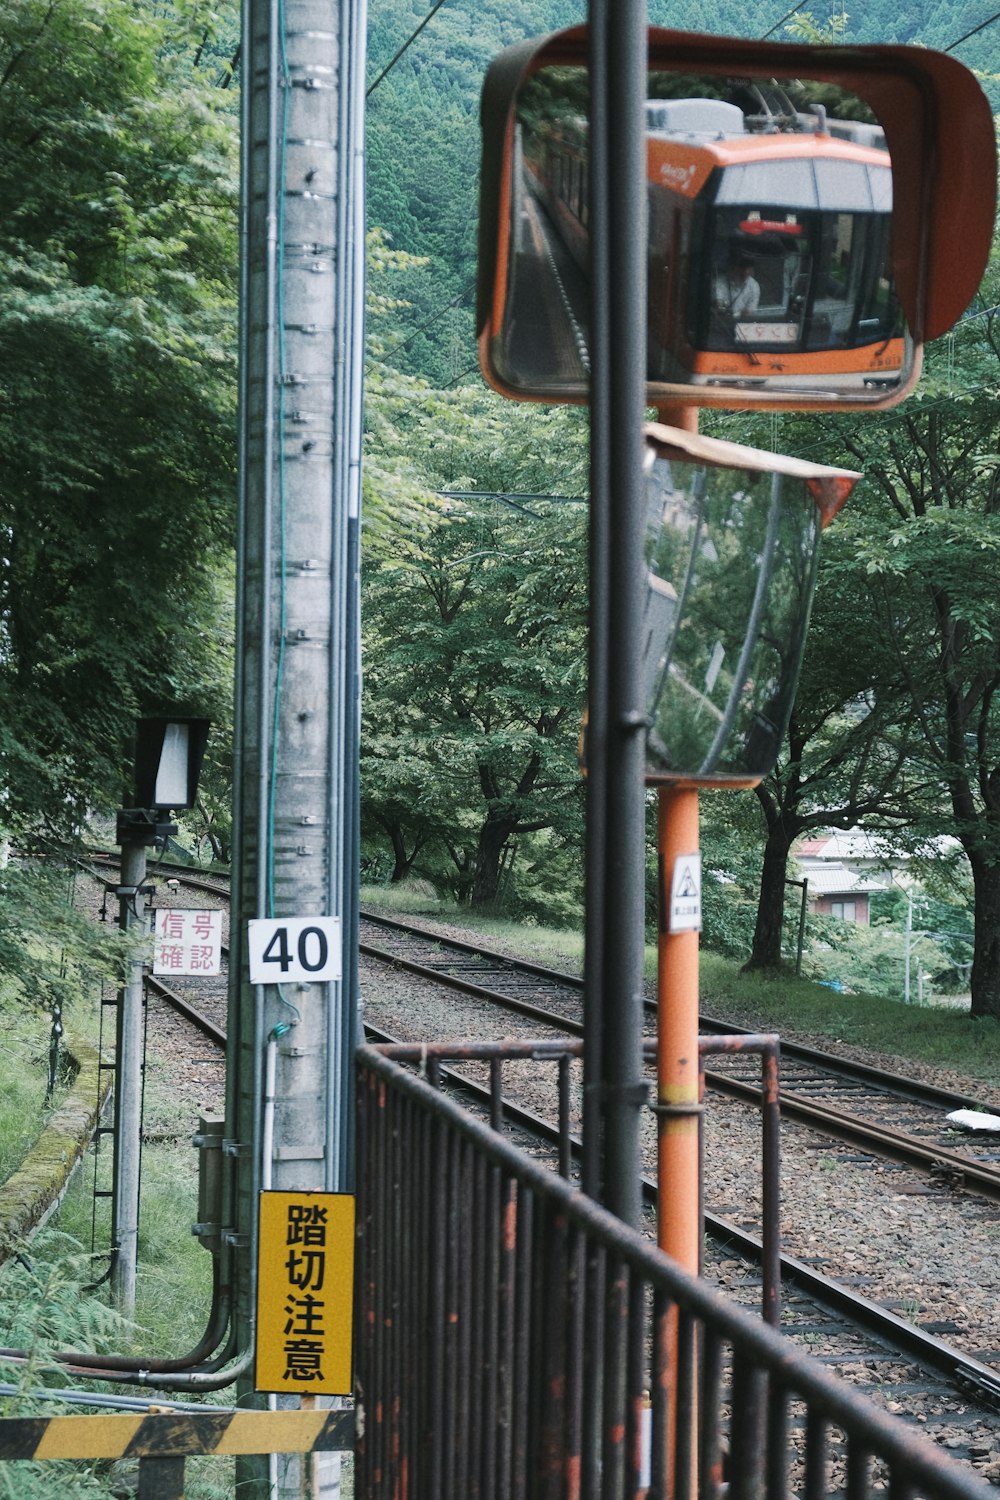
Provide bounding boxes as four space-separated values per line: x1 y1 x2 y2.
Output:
944 8 1000 50
382 282 475 354
367 0 449 98
443 362 482 387
758 5 805 39
759 3 1000 47
437 489 588 512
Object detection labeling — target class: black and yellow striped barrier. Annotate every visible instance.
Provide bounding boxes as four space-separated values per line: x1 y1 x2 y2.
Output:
0 1408 354 1500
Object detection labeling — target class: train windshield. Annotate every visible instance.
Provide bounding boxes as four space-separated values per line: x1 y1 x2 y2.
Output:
692 161 900 355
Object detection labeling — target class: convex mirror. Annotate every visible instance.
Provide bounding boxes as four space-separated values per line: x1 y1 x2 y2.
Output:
478 28 996 411
639 424 857 785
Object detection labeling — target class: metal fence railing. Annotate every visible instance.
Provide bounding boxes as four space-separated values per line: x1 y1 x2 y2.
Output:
356 1040 992 1500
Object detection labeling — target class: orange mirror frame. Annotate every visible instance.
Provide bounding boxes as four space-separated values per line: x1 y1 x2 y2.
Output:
478 26 996 411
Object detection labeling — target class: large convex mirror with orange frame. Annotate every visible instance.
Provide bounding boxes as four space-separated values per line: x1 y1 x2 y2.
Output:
477 31 996 413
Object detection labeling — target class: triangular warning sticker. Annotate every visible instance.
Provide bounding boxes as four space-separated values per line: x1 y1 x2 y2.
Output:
669 854 702 933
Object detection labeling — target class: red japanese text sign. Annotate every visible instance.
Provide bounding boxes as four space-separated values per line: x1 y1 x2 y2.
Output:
152 909 223 977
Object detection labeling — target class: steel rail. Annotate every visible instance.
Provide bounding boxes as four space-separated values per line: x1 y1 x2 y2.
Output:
708 1069 1000 1200
145 974 227 1049
363 1024 1000 1413
360 908 585 989
138 895 1000 1201
357 911 1000 1197
698 1011 994 1114
359 938 585 1033
361 909 994 1113
88 855 231 903
79 871 1000 1412
88 873 1000 1201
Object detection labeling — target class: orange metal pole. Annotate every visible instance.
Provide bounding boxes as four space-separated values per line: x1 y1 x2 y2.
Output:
653 403 699 433
656 783 701 1500
651 409 702 1498
656 783 702 1271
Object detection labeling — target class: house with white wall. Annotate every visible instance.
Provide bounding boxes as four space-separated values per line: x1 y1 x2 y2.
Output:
793 828 896 925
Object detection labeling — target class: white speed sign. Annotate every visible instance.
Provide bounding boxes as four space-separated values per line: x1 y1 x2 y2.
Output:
247 916 343 984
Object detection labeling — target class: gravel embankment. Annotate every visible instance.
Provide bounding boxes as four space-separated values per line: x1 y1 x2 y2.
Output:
359 930 1000 1477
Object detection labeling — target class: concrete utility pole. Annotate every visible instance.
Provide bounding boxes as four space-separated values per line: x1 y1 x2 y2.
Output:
230 0 366 1489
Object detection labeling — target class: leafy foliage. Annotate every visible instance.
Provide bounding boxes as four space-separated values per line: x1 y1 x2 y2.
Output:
0 0 239 840
697 793 771 960
362 481 589 915
803 913 949 1001
708 251 1000 1003
817 276 1000 1016
363 247 590 919
361 343 589 918
0 861 123 1014
0 1233 131 1498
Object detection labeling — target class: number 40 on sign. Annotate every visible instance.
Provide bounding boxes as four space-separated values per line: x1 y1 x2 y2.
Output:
248 917 342 985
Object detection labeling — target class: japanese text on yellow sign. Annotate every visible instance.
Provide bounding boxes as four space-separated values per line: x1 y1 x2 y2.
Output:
255 1191 355 1395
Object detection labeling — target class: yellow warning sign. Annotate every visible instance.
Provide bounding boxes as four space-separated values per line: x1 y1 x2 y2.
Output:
256 1191 355 1396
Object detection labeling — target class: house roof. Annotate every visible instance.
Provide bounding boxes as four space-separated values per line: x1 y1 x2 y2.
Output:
796 828 893 866
802 864 888 897
794 826 962 868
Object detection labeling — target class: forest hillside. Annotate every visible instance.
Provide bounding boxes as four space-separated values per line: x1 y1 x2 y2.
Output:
367 0 999 381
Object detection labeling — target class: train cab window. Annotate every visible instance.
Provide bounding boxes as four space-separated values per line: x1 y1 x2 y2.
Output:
693 193 900 357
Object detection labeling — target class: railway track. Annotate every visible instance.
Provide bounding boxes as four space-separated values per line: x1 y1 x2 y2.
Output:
358 909 1000 1203
355 909 1000 1445
81 866 1000 1452
363 1022 1000 1463
100 867 1000 1210
91 869 1000 1208
88 855 230 1093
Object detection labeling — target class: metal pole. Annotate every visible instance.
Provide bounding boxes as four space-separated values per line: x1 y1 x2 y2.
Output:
656 786 701 1273
904 889 913 1004
656 786 701 1495
111 840 148 1314
593 0 649 1233
582 0 611 1207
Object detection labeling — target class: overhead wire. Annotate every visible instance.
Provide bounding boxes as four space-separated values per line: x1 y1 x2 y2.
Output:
367 0 449 97
758 5 806 40
437 489 588 516
944 9 1000 50
381 282 475 354
758 2 1000 48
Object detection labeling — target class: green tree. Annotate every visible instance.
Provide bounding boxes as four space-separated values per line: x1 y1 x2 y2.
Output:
362 490 588 912
834 311 1000 1018
362 249 589 911
0 0 238 841
742 535 926 971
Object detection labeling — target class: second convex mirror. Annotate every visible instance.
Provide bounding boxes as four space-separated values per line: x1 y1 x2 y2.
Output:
477 29 996 412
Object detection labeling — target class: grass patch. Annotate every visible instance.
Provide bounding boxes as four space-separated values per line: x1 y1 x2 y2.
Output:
0 1012 62 1183
700 954 1000 1090
362 882 590 972
361 879 444 916
53 1141 215 1360
363 889 1000 1093
0 1050 231 1498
